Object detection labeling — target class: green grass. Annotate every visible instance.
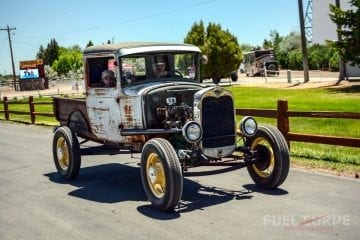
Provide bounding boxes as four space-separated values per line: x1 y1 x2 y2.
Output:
0 96 58 125
228 85 360 175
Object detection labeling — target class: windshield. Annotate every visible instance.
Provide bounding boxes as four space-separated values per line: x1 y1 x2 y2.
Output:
119 52 199 87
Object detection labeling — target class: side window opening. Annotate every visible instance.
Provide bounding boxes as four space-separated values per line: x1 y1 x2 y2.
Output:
86 57 117 88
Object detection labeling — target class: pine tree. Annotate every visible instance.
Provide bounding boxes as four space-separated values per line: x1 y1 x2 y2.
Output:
43 38 60 66
36 45 45 59
86 40 94 47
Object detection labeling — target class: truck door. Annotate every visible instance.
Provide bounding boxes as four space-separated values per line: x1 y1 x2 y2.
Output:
85 57 122 142
86 87 121 142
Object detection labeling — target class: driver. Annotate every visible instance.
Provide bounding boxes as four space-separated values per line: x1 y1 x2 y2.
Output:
152 55 171 78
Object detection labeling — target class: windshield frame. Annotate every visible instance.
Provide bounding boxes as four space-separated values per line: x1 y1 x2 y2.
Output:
118 51 201 88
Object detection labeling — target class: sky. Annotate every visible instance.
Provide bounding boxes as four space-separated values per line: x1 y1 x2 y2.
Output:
0 0 301 75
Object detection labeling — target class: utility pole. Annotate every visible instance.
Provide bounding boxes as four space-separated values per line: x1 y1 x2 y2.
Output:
335 0 346 82
0 25 17 91
298 0 310 83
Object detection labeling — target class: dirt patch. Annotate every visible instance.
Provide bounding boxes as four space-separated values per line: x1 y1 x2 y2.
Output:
0 80 82 99
291 163 360 180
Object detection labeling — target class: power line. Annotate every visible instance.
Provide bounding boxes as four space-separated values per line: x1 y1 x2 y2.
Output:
0 25 17 90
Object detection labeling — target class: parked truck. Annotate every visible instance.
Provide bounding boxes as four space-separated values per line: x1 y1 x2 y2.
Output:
52 42 290 211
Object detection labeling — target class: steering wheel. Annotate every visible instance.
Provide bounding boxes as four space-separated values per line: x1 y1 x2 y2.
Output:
174 69 183 78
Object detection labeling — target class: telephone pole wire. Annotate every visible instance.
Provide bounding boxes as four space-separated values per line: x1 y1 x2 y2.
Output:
0 25 17 91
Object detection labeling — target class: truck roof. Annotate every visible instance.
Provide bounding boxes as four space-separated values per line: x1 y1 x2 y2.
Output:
83 42 201 56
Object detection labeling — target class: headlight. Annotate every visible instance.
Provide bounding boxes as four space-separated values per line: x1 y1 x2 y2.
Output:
239 116 257 137
182 121 202 143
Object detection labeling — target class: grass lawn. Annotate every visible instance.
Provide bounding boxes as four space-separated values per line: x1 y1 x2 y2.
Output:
228 84 360 176
0 85 359 176
0 96 57 125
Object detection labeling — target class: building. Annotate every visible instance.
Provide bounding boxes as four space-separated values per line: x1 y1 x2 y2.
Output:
312 0 359 78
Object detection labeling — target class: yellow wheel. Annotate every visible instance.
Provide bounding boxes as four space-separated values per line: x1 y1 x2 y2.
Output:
246 125 289 189
141 138 182 211
52 126 81 179
146 153 166 198
56 136 70 170
251 137 275 178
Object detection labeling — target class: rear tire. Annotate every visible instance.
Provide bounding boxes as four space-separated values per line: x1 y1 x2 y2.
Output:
230 71 238 82
52 126 81 179
246 125 289 189
267 63 277 76
140 138 183 211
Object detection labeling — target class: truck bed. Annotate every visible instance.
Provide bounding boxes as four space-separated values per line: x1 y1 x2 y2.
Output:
53 97 94 139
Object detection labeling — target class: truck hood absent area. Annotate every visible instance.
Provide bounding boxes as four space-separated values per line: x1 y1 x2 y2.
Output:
122 81 204 97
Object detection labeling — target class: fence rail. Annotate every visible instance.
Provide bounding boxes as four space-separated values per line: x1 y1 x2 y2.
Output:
1 96 359 148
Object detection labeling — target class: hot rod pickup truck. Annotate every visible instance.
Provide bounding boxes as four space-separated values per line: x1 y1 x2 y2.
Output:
52 42 290 211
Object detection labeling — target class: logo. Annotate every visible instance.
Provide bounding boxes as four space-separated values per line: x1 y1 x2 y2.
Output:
263 214 351 232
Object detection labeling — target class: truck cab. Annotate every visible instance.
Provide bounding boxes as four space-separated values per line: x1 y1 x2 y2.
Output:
83 43 203 147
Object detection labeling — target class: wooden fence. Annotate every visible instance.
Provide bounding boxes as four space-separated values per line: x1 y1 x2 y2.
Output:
1 96 359 148
1 96 54 124
236 100 360 148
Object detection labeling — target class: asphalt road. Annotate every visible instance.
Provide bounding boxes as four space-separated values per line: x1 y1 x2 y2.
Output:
0 122 359 240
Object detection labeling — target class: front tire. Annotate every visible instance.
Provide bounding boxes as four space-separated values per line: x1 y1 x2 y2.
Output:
140 138 183 211
246 125 289 189
52 126 81 179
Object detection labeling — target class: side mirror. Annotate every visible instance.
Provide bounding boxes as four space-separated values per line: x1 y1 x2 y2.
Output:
201 54 208 65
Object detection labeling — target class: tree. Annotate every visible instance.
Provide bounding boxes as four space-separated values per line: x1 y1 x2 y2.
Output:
184 21 242 82
329 0 360 65
329 51 340 71
287 49 303 70
308 44 338 71
36 45 45 59
43 38 60 66
240 43 253 52
269 30 282 55
184 20 206 46
262 39 272 49
86 40 94 48
52 46 83 76
278 31 302 68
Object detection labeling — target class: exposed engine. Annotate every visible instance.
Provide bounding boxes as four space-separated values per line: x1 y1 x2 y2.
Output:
156 101 193 128
143 86 202 129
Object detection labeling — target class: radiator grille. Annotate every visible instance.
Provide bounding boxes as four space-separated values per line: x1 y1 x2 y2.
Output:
201 95 235 148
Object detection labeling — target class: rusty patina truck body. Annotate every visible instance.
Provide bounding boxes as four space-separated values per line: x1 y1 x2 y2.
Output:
52 42 290 211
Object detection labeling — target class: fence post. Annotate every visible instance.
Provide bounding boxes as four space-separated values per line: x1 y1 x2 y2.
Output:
29 96 35 124
3 97 9 120
277 100 290 148
287 70 292 83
